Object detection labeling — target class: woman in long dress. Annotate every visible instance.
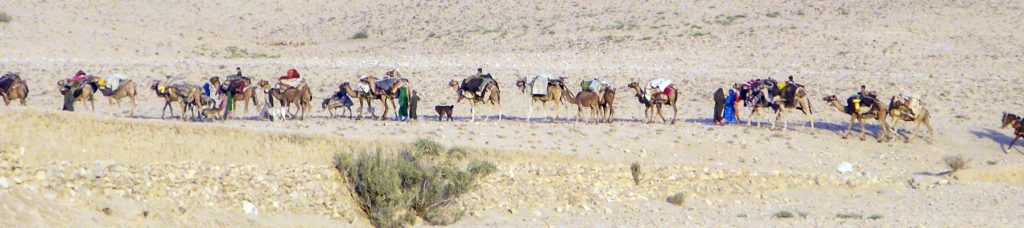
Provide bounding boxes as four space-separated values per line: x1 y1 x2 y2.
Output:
723 87 739 123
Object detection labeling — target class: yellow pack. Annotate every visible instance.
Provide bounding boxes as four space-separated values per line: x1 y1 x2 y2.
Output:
853 98 861 110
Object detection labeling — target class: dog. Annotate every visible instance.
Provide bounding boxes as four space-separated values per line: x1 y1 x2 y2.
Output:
199 106 224 121
435 105 454 121
261 106 289 121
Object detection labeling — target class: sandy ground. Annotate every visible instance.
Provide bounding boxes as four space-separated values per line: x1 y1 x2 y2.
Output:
1 0 1024 227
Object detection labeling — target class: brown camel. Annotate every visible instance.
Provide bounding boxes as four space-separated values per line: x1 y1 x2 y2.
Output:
564 84 615 123
0 72 29 106
627 81 678 124
58 77 98 112
260 80 313 120
599 88 616 123
822 95 892 142
372 79 409 120
746 85 815 130
1003 112 1023 152
888 96 934 143
516 77 571 122
217 78 260 115
151 82 201 120
339 81 380 120
449 75 502 121
94 77 138 117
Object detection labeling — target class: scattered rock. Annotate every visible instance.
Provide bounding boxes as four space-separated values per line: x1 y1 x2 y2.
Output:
836 162 854 174
243 201 258 216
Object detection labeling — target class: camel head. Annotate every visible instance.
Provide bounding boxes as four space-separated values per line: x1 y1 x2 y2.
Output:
448 80 460 90
822 95 838 102
515 78 527 93
626 82 639 89
1002 112 1020 129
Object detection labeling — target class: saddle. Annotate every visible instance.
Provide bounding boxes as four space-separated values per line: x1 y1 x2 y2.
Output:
375 78 401 94
846 95 877 115
227 78 249 94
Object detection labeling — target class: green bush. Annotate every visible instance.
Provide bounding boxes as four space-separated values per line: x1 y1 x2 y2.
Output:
447 147 467 160
352 31 369 39
467 160 497 177
836 213 862 219
667 192 686 206
0 11 10 23
335 148 479 227
413 138 445 157
773 211 794 218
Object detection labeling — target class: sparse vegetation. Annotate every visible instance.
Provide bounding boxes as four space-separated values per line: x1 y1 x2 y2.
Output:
414 138 445 157
630 162 642 186
868 214 883 220
0 11 10 23
773 211 794 218
467 160 497 177
836 213 863 219
713 14 747 26
943 154 970 173
766 12 781 18
352 31 369 39
447 147 467 160
335 148 480 227
224 46 279 59
667 192 686 206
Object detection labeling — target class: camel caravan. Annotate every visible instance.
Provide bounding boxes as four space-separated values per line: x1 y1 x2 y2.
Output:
12 67 1019 146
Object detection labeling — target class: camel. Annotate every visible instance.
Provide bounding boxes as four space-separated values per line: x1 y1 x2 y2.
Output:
0 72 29 106
322 96 353 118
822 95 892 142
151 82 201 120
449 75 502 121
888 97 934 143
745 84 815 130
339 82 380 120
516 77 570 122
216 78 260 116
627 81 678 124
1003 112 1023 152
564 84 616 123
260 80 312 120
372 78 409 120
93 77 138 117
58 77 98 112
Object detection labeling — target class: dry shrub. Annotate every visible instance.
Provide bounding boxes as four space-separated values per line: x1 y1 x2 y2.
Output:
0 11 10 23
336 145 480 227
467 160 497 177
630 162 642 186
943 155 970 173
667 192 686 206
414 138 445 157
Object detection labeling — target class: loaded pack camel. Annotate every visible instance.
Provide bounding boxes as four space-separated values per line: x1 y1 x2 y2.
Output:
322 96 353 118
745 83 815 130
1002 112 1023 152
888 96 934 143
0 72 29 106
259 80 312 120
94 76 138 117
339 82 378 120
151 81 202 120
627 81 678 124
449 74 502 121
217 78 260 115
516 77 571 122
822 95 892 142
58 77 98 112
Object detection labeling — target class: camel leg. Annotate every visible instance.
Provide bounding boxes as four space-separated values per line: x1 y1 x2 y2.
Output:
527 101 533 122
842 117 854 139
925 119 935 142
129 95 136 117
470 103 477 122
906 119 921 144
859 118 867 141
161 102 169 119
356 100 364 120
1007 136 1021 153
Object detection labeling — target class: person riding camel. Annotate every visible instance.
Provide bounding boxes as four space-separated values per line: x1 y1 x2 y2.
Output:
278 68 303 90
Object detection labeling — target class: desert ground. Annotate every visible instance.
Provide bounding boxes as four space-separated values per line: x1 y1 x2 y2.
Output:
2 0 1024 227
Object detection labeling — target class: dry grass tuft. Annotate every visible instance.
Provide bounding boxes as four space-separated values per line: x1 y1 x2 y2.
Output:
630 162 642 186
666 192 686 206
943 155 971 173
